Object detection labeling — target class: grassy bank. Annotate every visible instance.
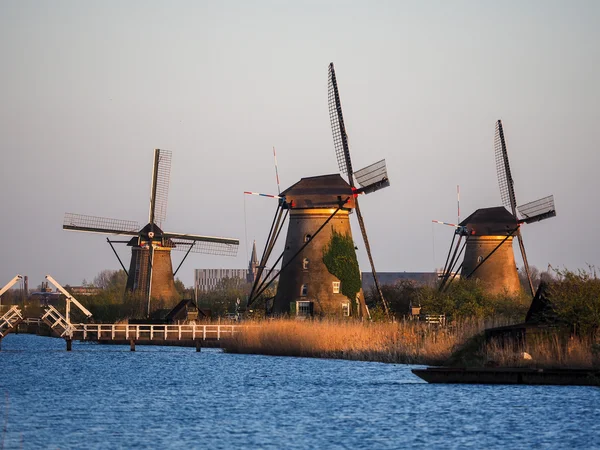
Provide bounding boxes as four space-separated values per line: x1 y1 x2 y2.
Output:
485 335 597 369
224 319 598 369
224 318 504 365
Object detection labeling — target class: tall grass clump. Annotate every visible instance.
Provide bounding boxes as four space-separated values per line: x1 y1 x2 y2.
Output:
484 334 596 369
225 318 505 365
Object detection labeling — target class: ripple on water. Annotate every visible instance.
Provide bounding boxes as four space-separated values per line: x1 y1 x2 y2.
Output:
0 334 599 449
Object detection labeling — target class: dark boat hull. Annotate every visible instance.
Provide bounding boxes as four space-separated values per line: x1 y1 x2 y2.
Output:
412 367 600 386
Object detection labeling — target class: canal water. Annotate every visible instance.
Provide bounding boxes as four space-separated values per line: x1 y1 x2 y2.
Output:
1 335 599 449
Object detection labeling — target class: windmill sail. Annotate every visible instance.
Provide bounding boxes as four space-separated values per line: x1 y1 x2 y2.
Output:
518 195 556 224
494 121 517 213
63 213 140 236
163 232 239 256
354 159 390 194
328 63 353 176
145 148 173 310
149 148 172 228
494 120 534 295
327 62 390 317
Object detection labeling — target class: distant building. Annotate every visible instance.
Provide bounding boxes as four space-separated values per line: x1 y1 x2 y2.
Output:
194 241 260 292
68 286 102 296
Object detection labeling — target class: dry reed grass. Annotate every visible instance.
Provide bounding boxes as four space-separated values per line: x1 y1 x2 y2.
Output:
225 318 509 365
485 334 597 369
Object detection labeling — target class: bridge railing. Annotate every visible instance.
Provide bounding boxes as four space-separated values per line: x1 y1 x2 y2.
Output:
71 324 244 341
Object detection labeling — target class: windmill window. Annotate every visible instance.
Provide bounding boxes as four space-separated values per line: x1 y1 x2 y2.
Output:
342 302 350 317
304 234 312 243
332 281 340 294
300 284 308 296
302 258 309 270
297 301 313 317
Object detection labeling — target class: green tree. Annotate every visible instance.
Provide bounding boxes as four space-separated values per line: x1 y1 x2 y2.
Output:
365 280 420 317
548 268 600 335
417 279 529 321
197 277 251 317
322 229 361 314
174 278 186 297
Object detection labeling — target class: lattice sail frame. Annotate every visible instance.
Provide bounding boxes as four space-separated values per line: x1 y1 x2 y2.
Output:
63 213 140 235
165 238 239 257
494 120 517 213
150 149 172 227
328 63 353 177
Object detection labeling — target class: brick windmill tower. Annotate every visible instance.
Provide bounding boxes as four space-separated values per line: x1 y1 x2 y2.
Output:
245 63 390 317
437 121 556 296
63 149 239 315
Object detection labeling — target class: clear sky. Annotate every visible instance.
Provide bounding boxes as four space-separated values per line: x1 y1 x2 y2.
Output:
1 0 598 289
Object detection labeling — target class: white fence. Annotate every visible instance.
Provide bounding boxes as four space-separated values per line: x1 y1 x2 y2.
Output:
71 324 244 341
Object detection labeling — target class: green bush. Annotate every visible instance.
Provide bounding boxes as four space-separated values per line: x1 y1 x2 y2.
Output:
418 279 529 321
365 278 529 321
322 228 361 313
548 268 600 335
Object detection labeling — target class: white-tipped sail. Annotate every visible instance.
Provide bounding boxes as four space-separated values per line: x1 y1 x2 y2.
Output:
355 159 389 190
518 195 556 223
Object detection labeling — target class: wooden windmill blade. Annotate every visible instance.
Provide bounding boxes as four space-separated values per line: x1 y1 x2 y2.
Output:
517 195 556 224
494 120 534 296
163 232 240 256
328 62 353 177
494 120 518 214
144 149 172 311
328 62 390 317
354 159 390 194
148 148 172 228
63 213 140 236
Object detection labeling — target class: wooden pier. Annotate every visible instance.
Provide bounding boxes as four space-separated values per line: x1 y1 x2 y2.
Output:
0 275 247 352
37 305 245 351
0 305 245 352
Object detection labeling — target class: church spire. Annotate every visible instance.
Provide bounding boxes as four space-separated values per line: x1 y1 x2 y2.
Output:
250 240 258 265
247 240 259 284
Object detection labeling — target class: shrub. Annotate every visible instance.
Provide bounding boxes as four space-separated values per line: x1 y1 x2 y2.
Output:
548 268 600 335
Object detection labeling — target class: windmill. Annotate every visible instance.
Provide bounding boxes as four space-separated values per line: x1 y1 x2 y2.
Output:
245 63 390 317
436 120 556 295
63 149 239 316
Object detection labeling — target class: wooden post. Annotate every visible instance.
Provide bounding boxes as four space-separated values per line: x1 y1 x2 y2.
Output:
195 340 201 352
66 339 72 352
130 340 136 352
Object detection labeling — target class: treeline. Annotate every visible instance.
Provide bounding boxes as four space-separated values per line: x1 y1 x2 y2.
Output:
69 271 258 322
366 266 600 336
65 270 189 322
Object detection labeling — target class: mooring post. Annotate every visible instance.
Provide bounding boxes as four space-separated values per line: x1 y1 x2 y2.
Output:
195 340 201 352
66 339 72 352
130 340 135 352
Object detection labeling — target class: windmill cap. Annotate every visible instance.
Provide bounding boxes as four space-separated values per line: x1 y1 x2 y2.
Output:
459 206 518 236
281 174 355 209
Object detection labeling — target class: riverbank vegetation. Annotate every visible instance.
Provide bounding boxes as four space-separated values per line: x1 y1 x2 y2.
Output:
226 268 600 369
225 318 503 365
8 266 599 369
225 318 598 369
